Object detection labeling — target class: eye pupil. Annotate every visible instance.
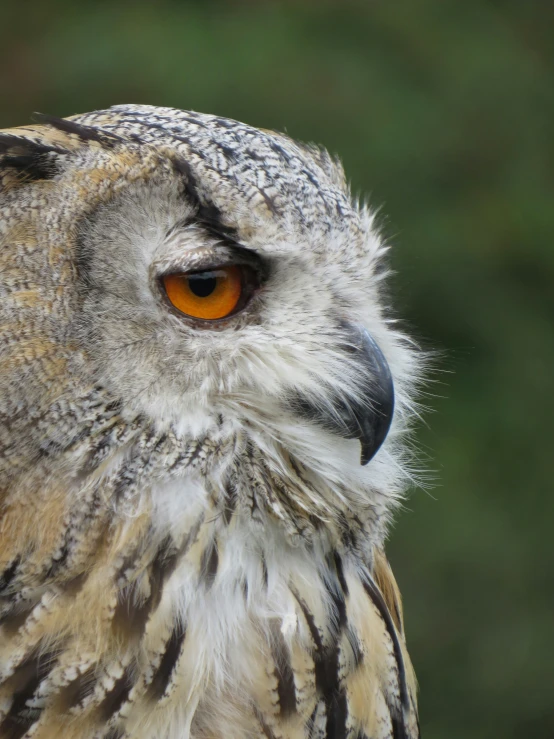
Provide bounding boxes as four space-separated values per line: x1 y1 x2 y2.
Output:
188 273 217 298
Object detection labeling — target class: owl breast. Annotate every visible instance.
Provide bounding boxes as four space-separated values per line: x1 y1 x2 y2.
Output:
0 461 417 739
85 470 417 739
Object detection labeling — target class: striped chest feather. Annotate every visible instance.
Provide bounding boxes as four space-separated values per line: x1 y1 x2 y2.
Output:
0 473 418 739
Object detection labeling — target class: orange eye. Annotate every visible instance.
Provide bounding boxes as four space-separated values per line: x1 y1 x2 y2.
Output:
162 265 244 320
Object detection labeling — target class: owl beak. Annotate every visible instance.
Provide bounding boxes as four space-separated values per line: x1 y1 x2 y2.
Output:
292 327 394 465
344 328 395 465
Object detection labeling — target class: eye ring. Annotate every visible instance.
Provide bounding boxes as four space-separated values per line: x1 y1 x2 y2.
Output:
160 264 257 321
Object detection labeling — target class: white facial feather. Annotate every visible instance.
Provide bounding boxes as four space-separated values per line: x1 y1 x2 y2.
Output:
75 173 420 530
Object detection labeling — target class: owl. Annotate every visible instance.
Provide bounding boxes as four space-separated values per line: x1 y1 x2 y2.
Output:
0 105 422 739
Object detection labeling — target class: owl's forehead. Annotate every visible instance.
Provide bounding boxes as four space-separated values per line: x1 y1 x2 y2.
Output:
73 104 358 234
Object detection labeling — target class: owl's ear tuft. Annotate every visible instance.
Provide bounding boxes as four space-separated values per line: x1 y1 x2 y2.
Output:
0 133 67 183
33 113 124 149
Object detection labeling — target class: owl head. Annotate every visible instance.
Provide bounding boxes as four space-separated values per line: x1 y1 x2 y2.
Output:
0 105 422 548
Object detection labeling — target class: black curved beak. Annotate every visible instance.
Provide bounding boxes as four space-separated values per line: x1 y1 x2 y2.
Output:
291 325 394 465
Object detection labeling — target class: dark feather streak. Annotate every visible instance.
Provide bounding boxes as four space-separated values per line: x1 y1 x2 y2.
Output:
200 539 219 590
345 625 363 669
292 575 349 739
261 553 269 590
146 623 187 701
0 134 66 181
270 624 297 717
98 664 135 721
255 708 278 739
172 156 243 247
0 557 20 593
222 478 238 525
333 552 349 597
0 647 59 738
61 665 97 709
361 576 409 709
112 534 179 641
104 729 125 739
0 601 37 634
392 713 411 739
33 113 124 148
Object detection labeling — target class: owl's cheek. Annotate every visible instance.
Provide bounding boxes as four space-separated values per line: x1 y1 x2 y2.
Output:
287 326 394 465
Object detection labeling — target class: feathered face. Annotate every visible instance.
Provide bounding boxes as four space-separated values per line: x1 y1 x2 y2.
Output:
0 105 420 542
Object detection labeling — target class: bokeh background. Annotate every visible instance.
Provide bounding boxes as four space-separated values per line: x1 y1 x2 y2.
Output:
2 1 553 736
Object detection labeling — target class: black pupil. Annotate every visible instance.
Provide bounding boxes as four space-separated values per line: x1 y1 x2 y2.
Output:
188 272 218 298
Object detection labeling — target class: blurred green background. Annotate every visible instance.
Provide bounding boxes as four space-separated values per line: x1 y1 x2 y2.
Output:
2 1 553 736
